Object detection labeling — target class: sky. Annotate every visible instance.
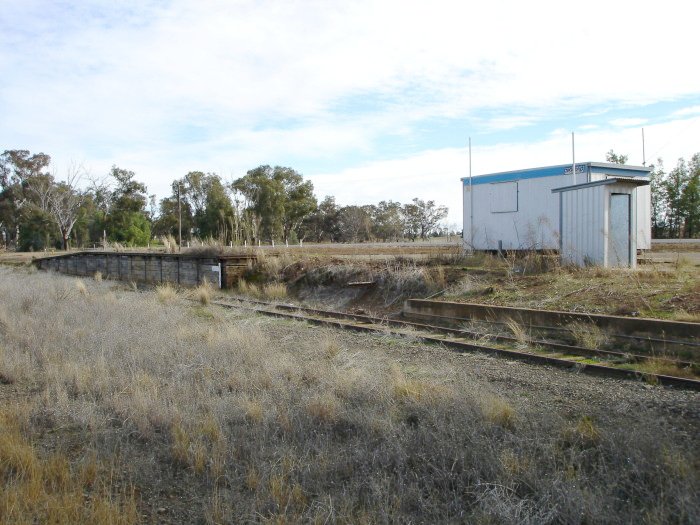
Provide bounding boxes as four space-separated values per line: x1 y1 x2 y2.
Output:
1 0 699 227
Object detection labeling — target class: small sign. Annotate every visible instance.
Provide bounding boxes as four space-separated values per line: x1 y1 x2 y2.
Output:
564 165 586 175
211 265 220 272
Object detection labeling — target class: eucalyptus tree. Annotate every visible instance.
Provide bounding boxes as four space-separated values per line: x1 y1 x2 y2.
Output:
232 165 316 243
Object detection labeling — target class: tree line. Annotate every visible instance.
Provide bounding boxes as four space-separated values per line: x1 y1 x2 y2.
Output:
606 150 699 239
648 155 700 239
0 150 450 250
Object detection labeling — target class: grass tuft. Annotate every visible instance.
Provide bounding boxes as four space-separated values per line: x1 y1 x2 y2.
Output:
569 322 608 349
156 283 178 304
75 279 88 295
482 395 517 430
196 281 213 305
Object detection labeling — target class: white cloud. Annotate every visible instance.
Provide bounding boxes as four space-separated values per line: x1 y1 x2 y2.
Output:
311 114 700 226
609 118 649 128
1 0 700 226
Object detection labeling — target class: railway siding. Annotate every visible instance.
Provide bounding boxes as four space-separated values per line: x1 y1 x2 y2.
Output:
403 299 700 353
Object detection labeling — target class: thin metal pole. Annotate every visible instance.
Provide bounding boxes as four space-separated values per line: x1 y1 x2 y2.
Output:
469 137 473 251
642 128 646 166
571 132 576 184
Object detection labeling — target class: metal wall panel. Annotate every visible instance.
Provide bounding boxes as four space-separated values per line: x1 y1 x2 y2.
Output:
465 174 584 250
635 185 651 249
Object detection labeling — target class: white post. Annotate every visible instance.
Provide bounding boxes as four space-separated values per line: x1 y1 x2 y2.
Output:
469 137 473 252
571 132 576 185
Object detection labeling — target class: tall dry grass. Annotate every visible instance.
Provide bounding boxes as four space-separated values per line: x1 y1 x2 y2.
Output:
0 266 698 523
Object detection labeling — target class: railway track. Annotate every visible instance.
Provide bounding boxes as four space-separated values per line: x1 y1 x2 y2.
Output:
208 296 700 391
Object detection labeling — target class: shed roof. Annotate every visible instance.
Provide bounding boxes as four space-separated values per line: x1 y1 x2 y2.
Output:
551 177 650 193
461 162 651 186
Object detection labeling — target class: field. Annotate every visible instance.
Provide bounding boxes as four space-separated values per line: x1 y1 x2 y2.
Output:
0 265 699 524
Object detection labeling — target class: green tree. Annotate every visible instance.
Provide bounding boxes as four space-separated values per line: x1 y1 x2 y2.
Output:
681 154 700 238
337 205 373 242
664 158 690 238
232 165 316 243
649 159 668 238
105 166 151 246
153 195 194 242
373 200 404 241
402 198 448 240
300 195 340 242
199 177 235 242
605 150 628 165
0 150 52 249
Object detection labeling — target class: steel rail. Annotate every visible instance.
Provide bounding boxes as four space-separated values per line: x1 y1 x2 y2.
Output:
217 298 697 368
208 298 700 391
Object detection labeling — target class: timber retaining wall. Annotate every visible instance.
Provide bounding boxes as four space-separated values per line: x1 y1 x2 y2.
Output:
35 251 256 289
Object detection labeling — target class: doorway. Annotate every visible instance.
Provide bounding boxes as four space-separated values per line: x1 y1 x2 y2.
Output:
608 193 631 267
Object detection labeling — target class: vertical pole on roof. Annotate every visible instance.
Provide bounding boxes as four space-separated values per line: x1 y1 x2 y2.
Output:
642 128 646 166
469 137 473 252
571 132 576 185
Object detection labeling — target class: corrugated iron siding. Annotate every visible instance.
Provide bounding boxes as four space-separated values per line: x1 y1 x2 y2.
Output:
560 184 606 266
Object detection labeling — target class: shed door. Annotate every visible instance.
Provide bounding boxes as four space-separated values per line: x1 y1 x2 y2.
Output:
608 193 631 267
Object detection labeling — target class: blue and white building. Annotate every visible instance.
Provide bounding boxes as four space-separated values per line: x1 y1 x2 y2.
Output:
462 162 652 267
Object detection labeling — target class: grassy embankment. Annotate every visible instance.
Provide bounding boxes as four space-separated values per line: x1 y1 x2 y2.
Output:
0 266 698 523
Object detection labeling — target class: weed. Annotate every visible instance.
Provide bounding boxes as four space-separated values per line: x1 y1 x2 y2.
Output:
245 467 260 491
237 278 261 298
156 282 178 303
482 395 517 430
244 399 264 424
562 415 601 448
569 322 609 349
505 318 529 350
196 281 213 305
263 282 287 300
93 271 103 282
75 279 88 295
634 357 697 379
306 394 338 423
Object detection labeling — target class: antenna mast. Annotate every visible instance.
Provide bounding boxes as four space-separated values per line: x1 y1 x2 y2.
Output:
469 137 473 251
571 132 576 184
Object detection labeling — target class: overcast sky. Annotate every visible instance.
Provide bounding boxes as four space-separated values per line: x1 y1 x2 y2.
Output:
2 0 699 226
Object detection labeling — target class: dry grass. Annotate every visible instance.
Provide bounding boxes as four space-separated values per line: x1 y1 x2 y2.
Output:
633 357 698 380
161 234 179 253
237 278 287 301
450 260 699 320
195 281 213 305
0 265 698 523
505 318 530 350
155 282 178 303
0 406 138 524
262 282 288 300
482 395 517 430
568 322 609 349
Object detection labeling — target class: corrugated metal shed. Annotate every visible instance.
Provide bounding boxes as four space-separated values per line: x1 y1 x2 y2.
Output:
462 162 652 253
552 178 650 267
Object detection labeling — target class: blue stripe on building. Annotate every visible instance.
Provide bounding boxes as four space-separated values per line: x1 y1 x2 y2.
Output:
461 163 650 186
